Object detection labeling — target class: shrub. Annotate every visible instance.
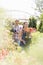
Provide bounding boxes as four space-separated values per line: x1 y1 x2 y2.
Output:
28 17 37 29
38 14 43 32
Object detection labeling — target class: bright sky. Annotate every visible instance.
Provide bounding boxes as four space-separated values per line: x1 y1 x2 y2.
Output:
0 0 39 19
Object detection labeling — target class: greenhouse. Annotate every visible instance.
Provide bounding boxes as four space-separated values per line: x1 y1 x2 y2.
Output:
0 0 43 65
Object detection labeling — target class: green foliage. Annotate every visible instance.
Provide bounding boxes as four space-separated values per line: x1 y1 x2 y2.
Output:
35 0 43 13
28 17 37 29
38 21 43 32
40 14 43 21
29 32 43 65
38 14 43 32
5 19 12 30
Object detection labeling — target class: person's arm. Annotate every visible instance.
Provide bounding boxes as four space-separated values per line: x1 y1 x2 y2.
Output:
18 29 26 44
28 28 32 38
20 38 26 44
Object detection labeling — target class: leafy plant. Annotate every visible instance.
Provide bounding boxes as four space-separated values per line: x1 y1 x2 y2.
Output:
38 14 43 32
28 17 37 29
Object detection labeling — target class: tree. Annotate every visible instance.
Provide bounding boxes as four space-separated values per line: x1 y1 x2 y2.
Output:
28 17 37 29
38 14 43 32
35 0 43 32
35 0 43 13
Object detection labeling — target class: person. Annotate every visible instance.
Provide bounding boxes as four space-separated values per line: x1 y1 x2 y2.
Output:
11 20 20 45
20 22 31 46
